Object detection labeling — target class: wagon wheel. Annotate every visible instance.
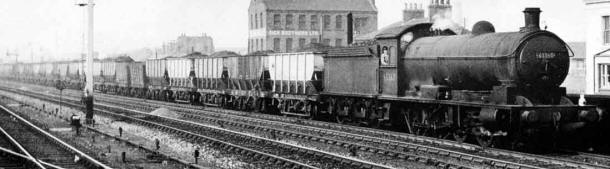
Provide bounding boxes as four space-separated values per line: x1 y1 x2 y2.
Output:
308 103 318 120
401 108 414 133
257 99 265 113
335 115 347 124
452 129 469 143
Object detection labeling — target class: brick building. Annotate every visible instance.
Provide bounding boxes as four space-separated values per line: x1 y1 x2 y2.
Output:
248 0 378 53
158 33 215 57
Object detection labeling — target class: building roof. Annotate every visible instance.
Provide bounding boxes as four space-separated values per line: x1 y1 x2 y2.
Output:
296 43 332 53
354 18 431 41
210 51 241 58
257 0 377 12
184 52 208 58
583 0 610 5
102 55 134 62
567 42 586 58
327 46 374 58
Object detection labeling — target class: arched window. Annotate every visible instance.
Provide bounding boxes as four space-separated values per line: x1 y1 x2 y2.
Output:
260 13 264 28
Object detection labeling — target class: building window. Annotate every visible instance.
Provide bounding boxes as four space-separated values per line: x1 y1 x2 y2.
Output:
273 38 281 52
298 15 306 30
336 15 343 30
602 16 610 44
286 14 293 30
260 13 264 28
250 14 254 29
286 38 293 52
323 15 331 30
256 39 263 50
260 38 264 50
310 15 318 30
254 14 258 29
274 14 281 29
311 38 318 44
335 39 343 47
600 64 610 89
355 17 369 33
298 38 306 50
255 39 259 51
249 39 253 52
322 39 331 46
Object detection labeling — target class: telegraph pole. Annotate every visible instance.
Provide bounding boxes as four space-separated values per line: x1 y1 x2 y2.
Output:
77 0 95 124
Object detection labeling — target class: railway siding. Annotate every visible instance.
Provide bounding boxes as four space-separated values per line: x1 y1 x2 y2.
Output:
0 101 111 169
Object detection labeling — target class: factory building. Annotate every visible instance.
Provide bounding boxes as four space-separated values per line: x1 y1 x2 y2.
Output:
247 0 378 53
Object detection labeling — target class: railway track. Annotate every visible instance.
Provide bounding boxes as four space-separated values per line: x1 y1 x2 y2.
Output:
94 92 610 169
61 85 610 169
0 102 111 169
0 96 203 169
2 86 394 169
5 82 610 169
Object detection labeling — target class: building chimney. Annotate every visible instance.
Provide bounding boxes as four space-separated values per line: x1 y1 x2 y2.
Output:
347 12 353 45
404 3 425 22
520 8 541 32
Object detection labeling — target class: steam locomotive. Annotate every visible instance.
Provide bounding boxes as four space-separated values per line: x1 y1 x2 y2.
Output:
0 8 601 149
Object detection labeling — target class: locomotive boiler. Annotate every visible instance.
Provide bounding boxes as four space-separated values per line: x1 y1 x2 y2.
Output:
403 8 569 105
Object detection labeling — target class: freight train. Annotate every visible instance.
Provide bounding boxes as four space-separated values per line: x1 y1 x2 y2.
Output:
0 8 602 149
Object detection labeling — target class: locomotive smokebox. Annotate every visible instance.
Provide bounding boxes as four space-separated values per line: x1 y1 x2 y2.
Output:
521 7 541 32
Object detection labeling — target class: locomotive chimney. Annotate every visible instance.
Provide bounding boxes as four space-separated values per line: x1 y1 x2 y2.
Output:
347 12 354 45
520 7 541 32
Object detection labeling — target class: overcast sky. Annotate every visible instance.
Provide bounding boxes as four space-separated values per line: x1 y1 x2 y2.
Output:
0 0 585 62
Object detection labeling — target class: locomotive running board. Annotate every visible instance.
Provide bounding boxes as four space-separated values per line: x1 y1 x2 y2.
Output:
378 95 597 110
281 111 311 118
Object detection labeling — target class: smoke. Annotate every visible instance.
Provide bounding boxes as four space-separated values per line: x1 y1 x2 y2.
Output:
431 10 459 31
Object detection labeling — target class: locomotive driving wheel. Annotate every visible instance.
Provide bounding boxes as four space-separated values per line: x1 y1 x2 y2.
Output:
335 115 347 124
473 127 494 148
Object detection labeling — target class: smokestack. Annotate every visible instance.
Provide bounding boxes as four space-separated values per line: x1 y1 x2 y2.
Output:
347 12 353 45
521 8 541 32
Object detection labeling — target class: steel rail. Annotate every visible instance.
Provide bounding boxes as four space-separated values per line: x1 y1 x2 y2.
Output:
0 125 47 169
0 104 113 169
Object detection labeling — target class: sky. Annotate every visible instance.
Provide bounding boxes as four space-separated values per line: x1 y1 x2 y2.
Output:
0 0 586 62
